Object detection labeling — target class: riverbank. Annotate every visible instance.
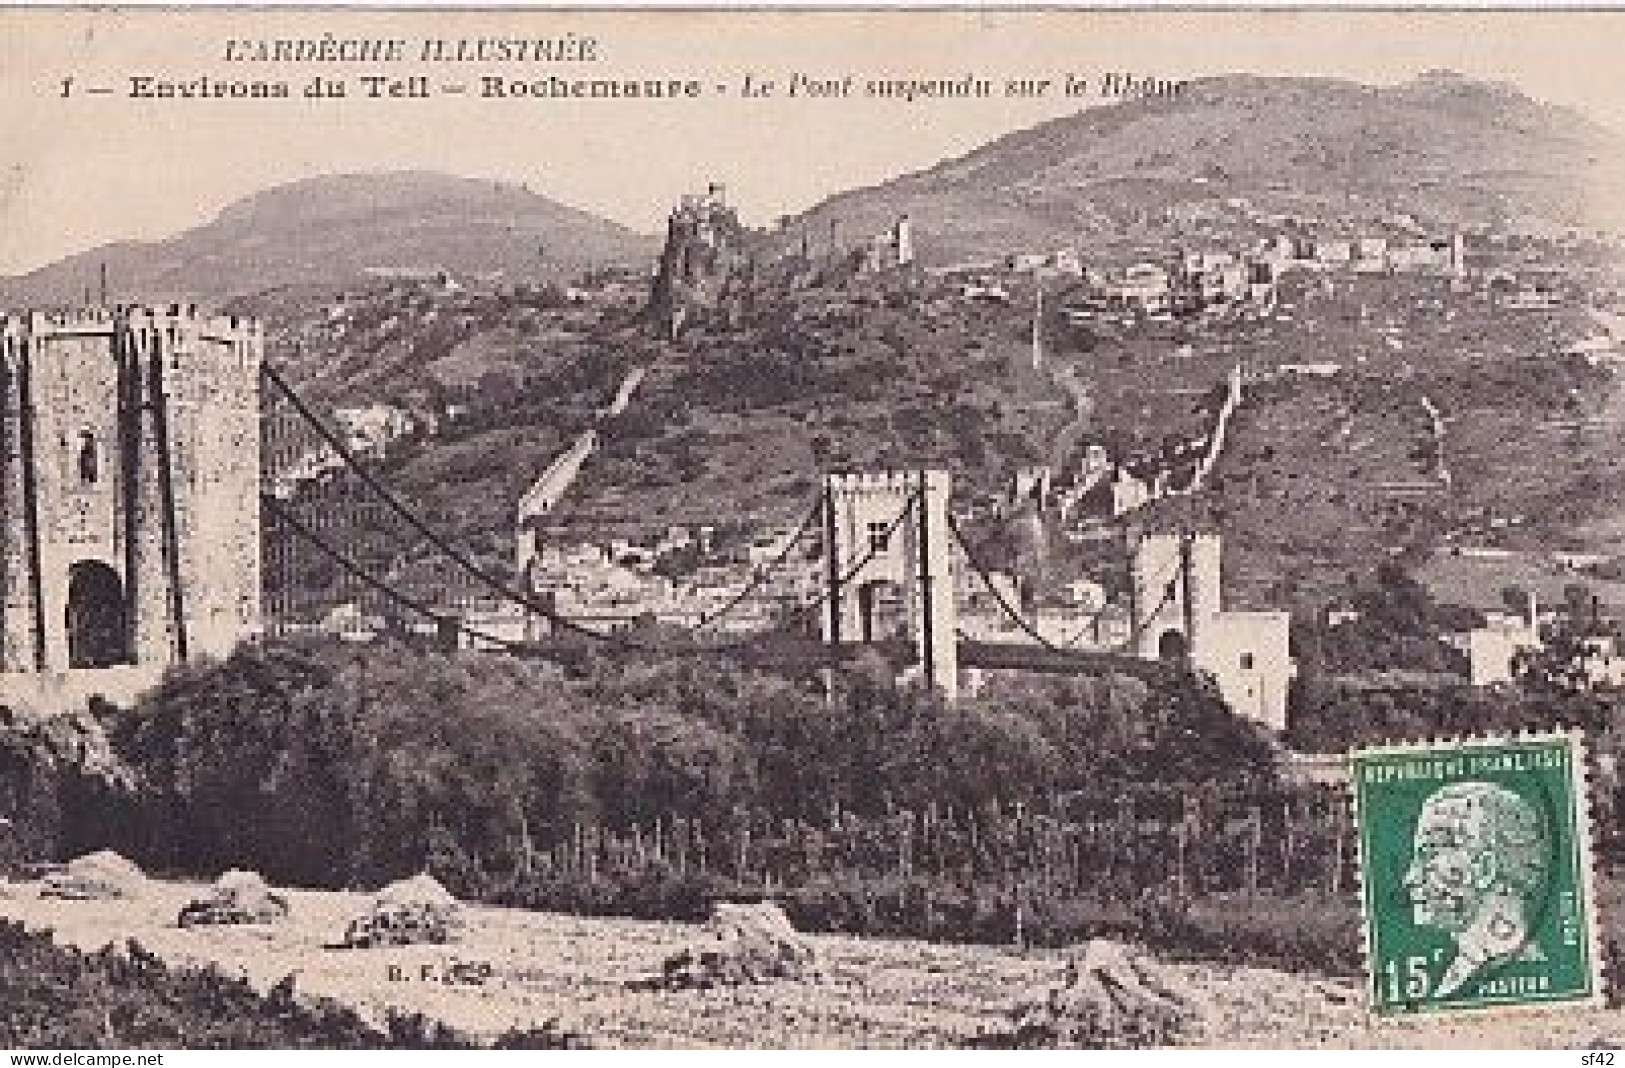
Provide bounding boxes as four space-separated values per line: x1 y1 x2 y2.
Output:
2 876 1620 1048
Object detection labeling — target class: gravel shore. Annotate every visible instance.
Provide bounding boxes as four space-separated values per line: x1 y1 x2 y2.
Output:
2 878 1619 1049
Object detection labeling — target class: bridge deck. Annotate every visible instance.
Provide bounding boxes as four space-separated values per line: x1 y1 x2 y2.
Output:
509 633 1179 681
958 641 1179 681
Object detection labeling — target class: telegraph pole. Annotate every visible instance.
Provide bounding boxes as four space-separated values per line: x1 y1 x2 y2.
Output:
823 482 841 646
1179 529 1196 667
916 474 934 691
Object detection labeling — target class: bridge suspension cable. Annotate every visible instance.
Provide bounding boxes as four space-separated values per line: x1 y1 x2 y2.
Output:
689 494 827 634
946 515 1181 660
672 486 922 651
261 362 922 659
262 492 526 653
1054 556 1182 651
947 516 1086 655
264 361 731 651
799 485 921 615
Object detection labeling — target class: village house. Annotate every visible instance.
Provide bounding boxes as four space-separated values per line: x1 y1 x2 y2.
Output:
1104 262 1173 314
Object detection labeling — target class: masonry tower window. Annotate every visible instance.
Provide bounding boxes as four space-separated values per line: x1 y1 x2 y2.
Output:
77 431 99 485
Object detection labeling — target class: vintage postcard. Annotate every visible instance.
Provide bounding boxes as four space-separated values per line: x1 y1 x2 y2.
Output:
3 5 1625 1052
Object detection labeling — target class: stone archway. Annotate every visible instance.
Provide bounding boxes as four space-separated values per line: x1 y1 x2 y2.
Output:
1156 628 1189 664
66 560 130 669
856 579 907 644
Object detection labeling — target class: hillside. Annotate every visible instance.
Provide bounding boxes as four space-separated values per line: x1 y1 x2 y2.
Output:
251 271 1060 594
249 247 1611 621
0 171 655 305
68 71 1617 621
784 72 1624 265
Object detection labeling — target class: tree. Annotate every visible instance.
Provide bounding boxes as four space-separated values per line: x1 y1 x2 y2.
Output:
104 636 1288 890
1563 583 1600 634
1316 562 1475 676
1514 616 1610 703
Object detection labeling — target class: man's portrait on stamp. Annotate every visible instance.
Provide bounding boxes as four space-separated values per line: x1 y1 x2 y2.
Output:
1405 780 1552 999
1354 732 1603 1019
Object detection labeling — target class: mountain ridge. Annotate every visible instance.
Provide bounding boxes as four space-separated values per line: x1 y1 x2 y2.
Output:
0 170 657 307
6 72 1620 305
779 71 1625 264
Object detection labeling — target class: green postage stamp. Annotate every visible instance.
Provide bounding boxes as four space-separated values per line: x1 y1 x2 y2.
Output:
1350 730 1605 1018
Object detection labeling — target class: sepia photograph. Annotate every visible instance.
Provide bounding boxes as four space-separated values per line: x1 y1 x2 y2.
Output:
2 5 1625 1050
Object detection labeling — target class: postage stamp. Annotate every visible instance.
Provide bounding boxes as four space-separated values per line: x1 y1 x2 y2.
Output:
1350 730 1605 1019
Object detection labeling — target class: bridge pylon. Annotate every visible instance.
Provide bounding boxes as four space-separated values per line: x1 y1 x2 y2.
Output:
3 306 262 716
1130 529 1222 663
822 469 957 701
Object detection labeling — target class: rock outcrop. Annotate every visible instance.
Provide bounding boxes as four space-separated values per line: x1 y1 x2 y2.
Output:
39 850 145 901
178 869 290 927
646 901 817 989
647 184 757 339
341 873 462 948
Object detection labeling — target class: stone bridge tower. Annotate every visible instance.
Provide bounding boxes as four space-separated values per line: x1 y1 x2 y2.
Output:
1130 528 1294 732
822 470 957 700
1 305 262 713
1130 529 1222 663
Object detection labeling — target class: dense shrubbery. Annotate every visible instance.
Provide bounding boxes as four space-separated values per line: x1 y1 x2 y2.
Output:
1287 565 1625 790
1297 562 1478 679
10 632 1621 981
494 867 1363 976
1287 674 1619 755
77 638 1274 891
56 633 1615 988
16 631 1625 1006
0 920 555 1049
1162 893 1364 975
55 635 1367 977
436 780 1363 974
792 880 1362 972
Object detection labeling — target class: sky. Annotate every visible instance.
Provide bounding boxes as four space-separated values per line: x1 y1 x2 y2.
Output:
2 8 1625 275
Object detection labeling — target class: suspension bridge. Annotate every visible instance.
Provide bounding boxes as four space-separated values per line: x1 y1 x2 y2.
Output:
0 305 1288 727
258 358 1258 709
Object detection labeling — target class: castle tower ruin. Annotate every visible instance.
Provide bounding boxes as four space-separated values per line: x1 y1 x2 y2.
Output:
0 305 262 714
893 215 914 268
648 182 752 340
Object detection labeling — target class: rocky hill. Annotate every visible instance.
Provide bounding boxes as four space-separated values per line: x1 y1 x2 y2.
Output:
784 72 1624 265
0 171 656 306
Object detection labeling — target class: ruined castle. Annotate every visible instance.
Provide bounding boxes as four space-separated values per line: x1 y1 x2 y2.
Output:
648 183 755 339
1 305 263 713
